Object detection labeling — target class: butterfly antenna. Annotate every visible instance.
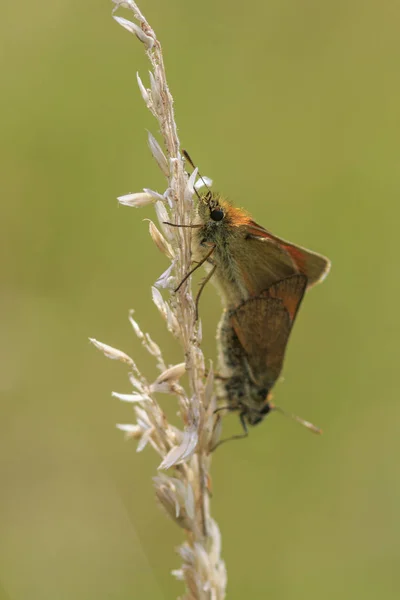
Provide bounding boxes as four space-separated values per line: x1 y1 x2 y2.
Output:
270 403 322 434
182 149 212 198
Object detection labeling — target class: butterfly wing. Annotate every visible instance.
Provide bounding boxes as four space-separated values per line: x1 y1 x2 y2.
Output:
245 220 331 287
233 234 299 296
230 274 307 390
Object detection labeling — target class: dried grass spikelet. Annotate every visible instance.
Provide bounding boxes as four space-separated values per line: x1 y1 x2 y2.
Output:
117 192 155 207
147 220 175 259
90 2 226 599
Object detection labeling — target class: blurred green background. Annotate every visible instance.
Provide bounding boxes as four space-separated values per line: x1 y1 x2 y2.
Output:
1 0 399 598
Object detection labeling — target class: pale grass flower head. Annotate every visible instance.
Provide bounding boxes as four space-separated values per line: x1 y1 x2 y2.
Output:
92 3 226 598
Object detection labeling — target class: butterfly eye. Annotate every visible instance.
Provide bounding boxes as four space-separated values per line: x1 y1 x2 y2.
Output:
210 208 224 222
260 403 271 416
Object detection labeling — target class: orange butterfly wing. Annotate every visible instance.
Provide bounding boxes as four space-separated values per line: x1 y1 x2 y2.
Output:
245 220 331 287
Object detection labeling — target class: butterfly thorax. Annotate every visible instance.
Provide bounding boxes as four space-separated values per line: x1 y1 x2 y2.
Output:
194 194 253 307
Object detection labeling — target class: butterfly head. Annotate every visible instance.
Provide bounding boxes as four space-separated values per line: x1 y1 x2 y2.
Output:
244 400 272 426
198 191 250 230
197 191 225 224
238 395 273 426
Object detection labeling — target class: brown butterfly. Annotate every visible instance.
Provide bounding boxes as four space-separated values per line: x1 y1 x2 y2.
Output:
166 152 329 441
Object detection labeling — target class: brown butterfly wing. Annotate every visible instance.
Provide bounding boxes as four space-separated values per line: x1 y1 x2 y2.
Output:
234 235 299 296
245 220 331 287
265 272 308 321
230 274 307 390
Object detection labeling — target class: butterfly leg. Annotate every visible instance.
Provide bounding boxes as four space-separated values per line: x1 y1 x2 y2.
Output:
195 264 217 320
210 411 249 452
174 245 215 292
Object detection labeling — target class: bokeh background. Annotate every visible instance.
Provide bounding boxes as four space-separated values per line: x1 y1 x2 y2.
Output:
1 1 399 598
